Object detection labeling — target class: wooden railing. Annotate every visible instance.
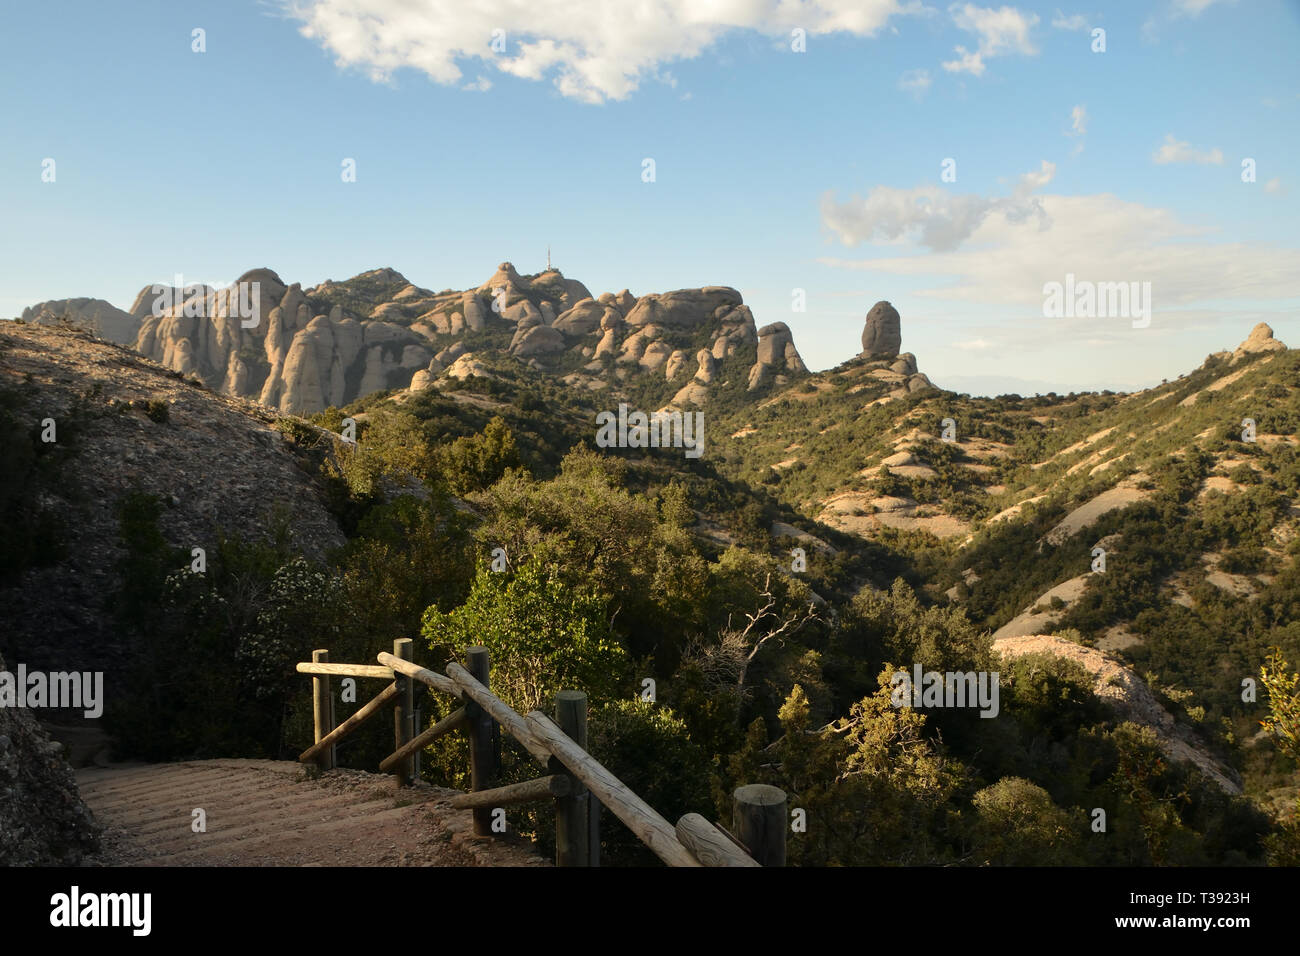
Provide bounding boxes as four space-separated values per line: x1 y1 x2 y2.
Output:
295 640 787 867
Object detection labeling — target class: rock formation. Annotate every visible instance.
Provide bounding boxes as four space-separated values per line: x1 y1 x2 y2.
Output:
20 298 141 345
861 300 902 357
0 650 101 864
18 262 816 414
748 321 808 392
1232 322 1287 362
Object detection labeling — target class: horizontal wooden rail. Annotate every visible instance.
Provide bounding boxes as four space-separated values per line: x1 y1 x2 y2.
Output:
298 647 754 866
525 711 701 868
676 813 759 867
377 651 462 699
299 682 399 763
447 662 554 770
297 662 394 679
378 707 467 774
449 774 571 810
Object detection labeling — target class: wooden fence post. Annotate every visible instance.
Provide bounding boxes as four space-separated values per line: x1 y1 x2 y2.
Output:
466 647 498 836
589 782 601 867
554 690 590 866
311 649 336 771
392 638 415 786
734 784 787 867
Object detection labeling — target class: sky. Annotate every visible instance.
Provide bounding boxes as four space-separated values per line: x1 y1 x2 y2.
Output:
1 0 1298 395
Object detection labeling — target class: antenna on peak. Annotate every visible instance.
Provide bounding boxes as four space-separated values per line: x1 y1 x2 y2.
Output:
547 245 551 271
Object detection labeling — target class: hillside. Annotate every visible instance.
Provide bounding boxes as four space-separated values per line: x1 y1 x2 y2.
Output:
1 305 1297 867
0 322 346 681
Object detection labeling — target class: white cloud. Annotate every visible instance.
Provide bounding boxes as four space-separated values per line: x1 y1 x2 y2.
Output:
818 191 1300 313
282 0 925 103
821 160 1056 252
941 4 1039 76
462 76 492 92
1170 0 1234 17
1051 10 1089 30
1264 177 1286 195
898 68 931 97
1069 104 1087 135
1152 133 1224 165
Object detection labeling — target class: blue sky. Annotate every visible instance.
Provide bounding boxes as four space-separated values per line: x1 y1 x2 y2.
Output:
2 0 1297 395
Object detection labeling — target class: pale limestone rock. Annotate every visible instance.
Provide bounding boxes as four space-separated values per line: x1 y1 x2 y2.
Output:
594 327 620 359
695 349 717 384
21 297 142 345
672 380 710 406
624 287 742 327
1233 322 1287 362
437 343 467 365
502 299 542 324
553 298 605 337
511 324 565 357
640 341 673 371
665 349 689 380
463 293 487 331
890 353 918 376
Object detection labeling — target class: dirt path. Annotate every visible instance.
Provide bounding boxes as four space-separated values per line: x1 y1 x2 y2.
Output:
77 759 548 867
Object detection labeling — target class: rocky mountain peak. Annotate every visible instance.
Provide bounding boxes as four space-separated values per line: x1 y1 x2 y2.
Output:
1234 322 1287 360
861 300 902 358
16 264 819 415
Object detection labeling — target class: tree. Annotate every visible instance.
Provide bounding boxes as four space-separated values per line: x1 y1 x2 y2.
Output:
686 569 818 696
1260 647 1300 865
420 556 630 715
969 777 1084 865
434 415 522 496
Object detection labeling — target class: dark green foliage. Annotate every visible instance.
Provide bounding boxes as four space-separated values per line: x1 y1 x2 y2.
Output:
587 699 715 866
0 389 69 583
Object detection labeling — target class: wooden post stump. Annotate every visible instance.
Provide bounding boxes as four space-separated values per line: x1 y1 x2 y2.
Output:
734 784 787 867
311 649 336 771
466 647 499 836
554 690 590 866
392 639 415 786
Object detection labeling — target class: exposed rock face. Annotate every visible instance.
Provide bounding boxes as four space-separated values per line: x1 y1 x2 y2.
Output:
748 322 808 392
130 268 437 415
0 648 102 864
21 264 811 413
20 298 141 345
1233 322 1287 362
993 634 1241 794
0 325 348 856
891 353 918 376
625 287 742 327
861 301 902 357
511 324 566 357
552 299 606 337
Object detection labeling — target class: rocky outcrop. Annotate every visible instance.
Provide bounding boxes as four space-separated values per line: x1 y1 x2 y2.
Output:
748 321 808 392
511 324 565 357
0 649 102 865
129 268 439 415
552 299 608 338
20 298 141 345
993 634 1241 794
625 287 742 327
1232 322 1287 363
861 301 902 357
21 263 812 413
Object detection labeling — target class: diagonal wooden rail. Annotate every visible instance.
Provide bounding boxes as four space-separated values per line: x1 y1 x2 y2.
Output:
296 643 782 867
